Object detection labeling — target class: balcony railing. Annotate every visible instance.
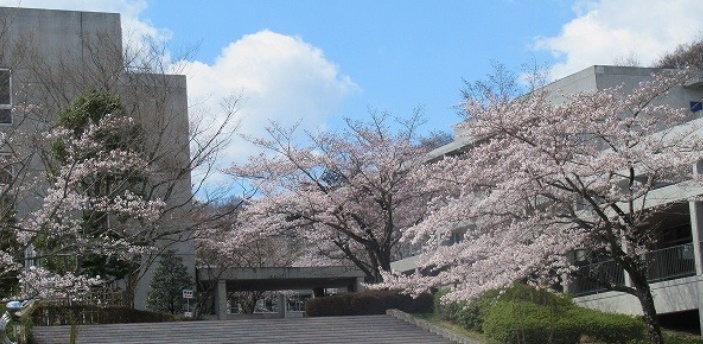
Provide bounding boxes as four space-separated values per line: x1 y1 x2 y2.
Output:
570 260 625 296
570 243 696 296
644 243 695 282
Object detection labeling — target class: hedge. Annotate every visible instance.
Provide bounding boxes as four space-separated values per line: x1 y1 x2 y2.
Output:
575 307 645 344
305 290 433 317
31 304 178 325
434 288 499 332
435 284 646 344
482 300 581 344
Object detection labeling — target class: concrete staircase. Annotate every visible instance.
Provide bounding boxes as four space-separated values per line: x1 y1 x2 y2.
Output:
32 315 457 344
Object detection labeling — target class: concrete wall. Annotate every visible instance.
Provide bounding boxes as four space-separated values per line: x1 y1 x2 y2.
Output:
0 7 122 70
575 275 703 316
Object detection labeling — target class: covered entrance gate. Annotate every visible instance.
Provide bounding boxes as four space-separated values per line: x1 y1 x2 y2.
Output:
197 266 366 319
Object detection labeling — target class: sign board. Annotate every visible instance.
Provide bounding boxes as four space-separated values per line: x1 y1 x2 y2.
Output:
182 289 193 299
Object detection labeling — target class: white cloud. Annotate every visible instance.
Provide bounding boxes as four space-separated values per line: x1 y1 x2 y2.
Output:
0 1 358 197
535 0 703 79
181 30 358 195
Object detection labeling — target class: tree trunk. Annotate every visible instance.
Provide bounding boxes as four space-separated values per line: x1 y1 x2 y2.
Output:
630 275 664 344
368 247 393 283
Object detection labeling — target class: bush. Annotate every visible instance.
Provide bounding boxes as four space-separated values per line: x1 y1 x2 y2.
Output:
575 308 644 344
439 284 645 344
477 286 644 344
438 284 569 333
434 289 462 321
434 288 498 331
457 288 502 331
482 300 581 344
31 304 178 325
305 290 432 317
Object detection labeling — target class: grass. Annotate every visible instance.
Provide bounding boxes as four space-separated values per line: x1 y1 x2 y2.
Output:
661 330 703 344
415 312 499 344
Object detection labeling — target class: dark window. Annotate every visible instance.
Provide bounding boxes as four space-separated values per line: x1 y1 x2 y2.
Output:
0 70 9 105
0 109 10 124
0 69 10 124
691 101 703 113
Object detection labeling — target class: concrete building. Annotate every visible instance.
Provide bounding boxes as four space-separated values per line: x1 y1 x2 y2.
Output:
0 6 195 310
392 65 703 333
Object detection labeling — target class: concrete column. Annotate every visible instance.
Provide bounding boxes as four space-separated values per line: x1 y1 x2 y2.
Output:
690 201 703 275
215 280 227 320
278 293 287 318
355 277 365 293
691 161 703 276
621 241 633 288
689 161 703 338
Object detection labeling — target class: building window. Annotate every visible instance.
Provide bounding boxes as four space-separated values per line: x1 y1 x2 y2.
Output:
691 101 703 113
0 69 10 124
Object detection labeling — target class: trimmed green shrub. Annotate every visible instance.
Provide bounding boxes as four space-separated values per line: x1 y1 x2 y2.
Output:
434 288 497 331
498 283 574 309
482 300 581 344
438 284 570 333
457 288 502 331
305 290 432 317
305 294 352 316
574 307 644 344
445 284 645 344
477 285 645 344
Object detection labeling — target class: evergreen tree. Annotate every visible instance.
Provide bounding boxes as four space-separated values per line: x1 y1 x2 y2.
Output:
40 89 147 282
146 249 193 314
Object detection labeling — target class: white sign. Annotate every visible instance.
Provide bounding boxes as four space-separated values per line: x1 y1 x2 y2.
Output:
182 289 193 299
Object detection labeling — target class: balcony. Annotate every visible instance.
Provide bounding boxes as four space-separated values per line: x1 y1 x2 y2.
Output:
644 243 695 282
571 259 625 296
571 243 696 297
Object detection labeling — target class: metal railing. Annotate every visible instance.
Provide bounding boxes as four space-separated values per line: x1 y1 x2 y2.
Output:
644 243 696 282
570 243 696 296
570 260 625 296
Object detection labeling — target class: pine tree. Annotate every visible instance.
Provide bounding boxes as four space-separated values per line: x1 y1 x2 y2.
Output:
145 249 193 314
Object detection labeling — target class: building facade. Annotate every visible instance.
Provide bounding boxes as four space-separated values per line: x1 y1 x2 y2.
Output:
0 6 195 310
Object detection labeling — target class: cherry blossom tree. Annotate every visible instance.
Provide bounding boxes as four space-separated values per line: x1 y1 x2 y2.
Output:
194 198 306 314
378 69 702 344
0 90 167 301
227 113 434 282
0 24 240 303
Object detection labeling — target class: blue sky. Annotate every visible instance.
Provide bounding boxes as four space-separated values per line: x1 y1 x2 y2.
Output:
141 0 575 132
2 0 703 193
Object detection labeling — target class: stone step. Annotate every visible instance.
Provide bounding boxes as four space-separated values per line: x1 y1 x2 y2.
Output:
32 315 457 344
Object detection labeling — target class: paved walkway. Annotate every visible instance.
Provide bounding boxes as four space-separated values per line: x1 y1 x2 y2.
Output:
32 315 457 344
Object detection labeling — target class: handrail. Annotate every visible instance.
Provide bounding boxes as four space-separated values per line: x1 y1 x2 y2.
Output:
571 242 696 296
